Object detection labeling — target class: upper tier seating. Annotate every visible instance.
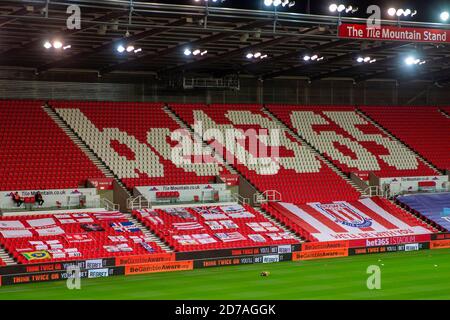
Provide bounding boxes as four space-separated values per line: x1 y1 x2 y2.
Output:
0 100 105 191
441 107 450 118
267 105 438 180
0 211 165 264
263 197 438 242
359 106 450 171
50 101 228 190
170 104 361 203
133 204 298 252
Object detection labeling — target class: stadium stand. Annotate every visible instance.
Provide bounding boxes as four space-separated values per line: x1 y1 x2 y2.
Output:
267 105 439 180
359 106 450 171
50 101 227 190
170 103 361 203
263 197 437 242
0 100 105 191
441 107 450 118
397 193 450 232
133 204 297 252
0 211 165 264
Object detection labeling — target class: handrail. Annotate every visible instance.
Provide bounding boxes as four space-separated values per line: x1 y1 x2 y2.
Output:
127 195 151 210
231 193 250 205
101 198 120 211
254 190 282 204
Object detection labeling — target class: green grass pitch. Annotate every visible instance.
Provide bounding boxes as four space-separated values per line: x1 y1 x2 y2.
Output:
1 249 450 300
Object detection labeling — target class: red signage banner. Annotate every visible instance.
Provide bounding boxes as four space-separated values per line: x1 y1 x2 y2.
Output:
349 234 431 248
88 178 114 190
338 23 450 43
219 174 239 186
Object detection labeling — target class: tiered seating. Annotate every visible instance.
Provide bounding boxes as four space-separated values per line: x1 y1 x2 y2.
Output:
51 101 227 190
133 204 298 252
170 103 360 203
0 100 105 191
360 106 450 171
0 211 165 264
264 197 436 242
397 193 450 232
267 105 438 180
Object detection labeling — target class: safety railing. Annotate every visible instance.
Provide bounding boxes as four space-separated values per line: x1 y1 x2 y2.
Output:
127 195 152 211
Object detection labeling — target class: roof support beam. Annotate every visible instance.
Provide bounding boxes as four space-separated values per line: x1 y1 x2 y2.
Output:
36 18 187 73
262 40 358 79
308 42 411 81
354 46 450 82
99 20 269 75
162 35 294 74
0 10 126 56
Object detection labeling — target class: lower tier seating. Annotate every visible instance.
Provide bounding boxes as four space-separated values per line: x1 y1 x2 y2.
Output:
263 197 437 242
0 211 165 264
133 204 298 252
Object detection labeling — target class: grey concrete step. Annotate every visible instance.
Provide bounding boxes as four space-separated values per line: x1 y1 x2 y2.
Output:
0 247 17 265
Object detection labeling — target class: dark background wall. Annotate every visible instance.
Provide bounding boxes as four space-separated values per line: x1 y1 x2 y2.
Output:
0 69 447 106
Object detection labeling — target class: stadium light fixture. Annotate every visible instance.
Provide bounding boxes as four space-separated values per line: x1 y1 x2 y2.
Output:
184 48 207 57
117 44 142 54
405 56 426 66
387 8 396 16
265 0 295 8
246 52 268 60
441 11 449 22
356 56 376 64
329 3 358 15
53 40 63 49
303 54 324 62
44 39 71 50
388 7 416 20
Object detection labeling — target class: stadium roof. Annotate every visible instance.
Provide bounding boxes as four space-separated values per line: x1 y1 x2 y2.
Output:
1 0 450 84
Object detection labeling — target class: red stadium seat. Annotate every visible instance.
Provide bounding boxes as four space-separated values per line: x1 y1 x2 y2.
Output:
0 100 105 191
